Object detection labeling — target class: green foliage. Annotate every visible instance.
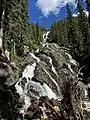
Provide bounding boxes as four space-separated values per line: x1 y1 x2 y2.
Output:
2 0 28 56
23 22 45 51
1 0 89 66
77 1 90 57
49 19 69 47
11 53 23 63
0 0 46 58
49 2 90 63
67 4 77 48
11 53 24 80
66 4 72 20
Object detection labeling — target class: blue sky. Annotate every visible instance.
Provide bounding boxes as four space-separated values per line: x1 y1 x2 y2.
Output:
28 0 86 29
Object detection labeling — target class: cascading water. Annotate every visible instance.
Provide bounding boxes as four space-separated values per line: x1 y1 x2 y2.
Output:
14 31 90 120
43 31 50 43
14 31 64 116
0 22 90 119
15 63 37 113
15 62 60 114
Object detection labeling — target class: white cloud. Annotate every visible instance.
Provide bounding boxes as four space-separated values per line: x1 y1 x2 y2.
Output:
39 16 43 19
36 0 77 17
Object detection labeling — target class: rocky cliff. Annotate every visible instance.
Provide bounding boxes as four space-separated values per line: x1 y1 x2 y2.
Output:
0 43 90 120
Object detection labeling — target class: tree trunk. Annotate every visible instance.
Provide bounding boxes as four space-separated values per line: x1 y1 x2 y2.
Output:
0 5 5 49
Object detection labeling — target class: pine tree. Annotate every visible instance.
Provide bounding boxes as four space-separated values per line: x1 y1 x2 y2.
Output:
36 22 39 42
3 0 28 57
49 23 58 43
77 0 90 58
0 0 10 49
67 4 72 20
66 4 78 49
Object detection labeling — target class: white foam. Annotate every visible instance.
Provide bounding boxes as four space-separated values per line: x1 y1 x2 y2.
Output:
5 50 10 60
43 83 58 99
0 37 2 48
15 79 24 96
43 31 50 43
24 95 31 110
67 63 74 74
35 48 39 53
40 106 48 119
65 52 77 66
29 53 40 62
48 57 58 76
88 84 90 88
84 101 90 108
43 68 60 93
28 80 58 99
22 63 36 79
15 63 37 113
53 43 59 48
85 88 88 98
15 82 30 113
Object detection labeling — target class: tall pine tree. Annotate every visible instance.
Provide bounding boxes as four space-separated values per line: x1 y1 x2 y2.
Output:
77 0 90 58
66 4 78 49
3 0 28 57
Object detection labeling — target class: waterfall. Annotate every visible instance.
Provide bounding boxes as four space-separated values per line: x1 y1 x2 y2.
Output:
15 63 36 112
15 61 60 114
43 31 50 43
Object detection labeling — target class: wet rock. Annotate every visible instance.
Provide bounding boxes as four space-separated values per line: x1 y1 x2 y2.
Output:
2 43 90 120
32 77 44 85
0 58 23 119
0 62 15 87
24 96 61 120
15 43 79 119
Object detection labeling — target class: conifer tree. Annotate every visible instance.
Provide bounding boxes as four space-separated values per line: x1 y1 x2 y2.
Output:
36 22 39 42
0 0 10 49
3 0 28 56
66 4 78 49
77 0 90 57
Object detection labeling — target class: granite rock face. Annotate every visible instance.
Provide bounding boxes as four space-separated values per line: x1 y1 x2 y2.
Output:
15 43 79 119
0 43 90 120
